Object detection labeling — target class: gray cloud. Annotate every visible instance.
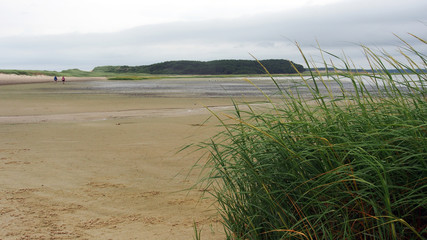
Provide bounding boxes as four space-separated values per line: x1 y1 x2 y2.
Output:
1 0 426 71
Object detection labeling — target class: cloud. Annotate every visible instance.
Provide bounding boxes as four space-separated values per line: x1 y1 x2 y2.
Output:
0 0 425 71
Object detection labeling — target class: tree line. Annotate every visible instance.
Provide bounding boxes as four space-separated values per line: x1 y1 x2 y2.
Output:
93 59 305 75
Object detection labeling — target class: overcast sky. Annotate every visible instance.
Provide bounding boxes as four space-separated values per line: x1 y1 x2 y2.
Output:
0 0 426 71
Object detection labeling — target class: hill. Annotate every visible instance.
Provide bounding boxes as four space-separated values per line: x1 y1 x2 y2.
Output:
93 59 305 75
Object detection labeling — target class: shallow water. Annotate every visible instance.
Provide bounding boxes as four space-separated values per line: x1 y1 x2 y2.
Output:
13 74 420 98
64 76 353 97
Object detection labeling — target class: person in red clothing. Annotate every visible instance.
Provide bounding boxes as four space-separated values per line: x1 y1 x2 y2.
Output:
62 76 65 84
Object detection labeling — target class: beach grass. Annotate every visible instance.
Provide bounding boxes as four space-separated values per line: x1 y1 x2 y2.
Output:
194 34 426 239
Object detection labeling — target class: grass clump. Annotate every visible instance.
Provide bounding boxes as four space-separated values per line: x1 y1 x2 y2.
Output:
195 34 426 239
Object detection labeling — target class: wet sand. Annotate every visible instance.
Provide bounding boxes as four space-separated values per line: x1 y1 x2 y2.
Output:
0 77 254 239
0 73 106 85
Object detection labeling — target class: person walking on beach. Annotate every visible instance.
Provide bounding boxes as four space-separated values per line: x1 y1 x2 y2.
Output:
54 76 58 83
62 76 65 84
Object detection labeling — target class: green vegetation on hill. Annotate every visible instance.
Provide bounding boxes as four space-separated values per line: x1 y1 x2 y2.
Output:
93 59 304 75
0 59 304 77
0 69 59 76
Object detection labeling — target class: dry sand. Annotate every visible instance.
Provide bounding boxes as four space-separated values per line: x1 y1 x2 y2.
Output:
0 75 247 239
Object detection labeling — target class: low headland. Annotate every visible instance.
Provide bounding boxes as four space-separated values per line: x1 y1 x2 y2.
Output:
0 59 304 78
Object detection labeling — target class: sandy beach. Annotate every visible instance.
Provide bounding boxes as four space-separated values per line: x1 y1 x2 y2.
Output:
0 75 246 239
0 73 106 85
